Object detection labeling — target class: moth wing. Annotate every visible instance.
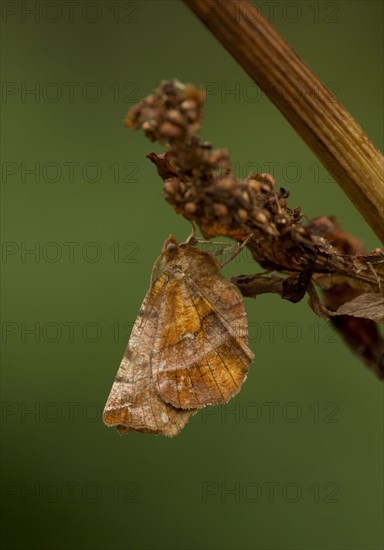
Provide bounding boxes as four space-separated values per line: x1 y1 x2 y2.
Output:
152 275 254 409
103 274 194 436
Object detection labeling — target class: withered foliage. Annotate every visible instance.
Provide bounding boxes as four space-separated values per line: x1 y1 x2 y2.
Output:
126 80 384 379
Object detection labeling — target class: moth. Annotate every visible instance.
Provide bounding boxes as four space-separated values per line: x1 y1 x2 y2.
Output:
103 234 254 436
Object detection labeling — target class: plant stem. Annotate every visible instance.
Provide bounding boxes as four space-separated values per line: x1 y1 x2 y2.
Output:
183 0 384 243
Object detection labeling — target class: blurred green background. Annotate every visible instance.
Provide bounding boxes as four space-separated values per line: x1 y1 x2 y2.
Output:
1 1 383 549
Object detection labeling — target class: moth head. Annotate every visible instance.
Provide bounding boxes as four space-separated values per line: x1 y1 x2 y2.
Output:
161 235 182 272
162 235 179 254
161 234 219 277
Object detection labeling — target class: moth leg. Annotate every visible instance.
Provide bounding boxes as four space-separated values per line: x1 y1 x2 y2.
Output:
195 239 232 246
220 233 254 269
183 221 198 245
212 245 234 258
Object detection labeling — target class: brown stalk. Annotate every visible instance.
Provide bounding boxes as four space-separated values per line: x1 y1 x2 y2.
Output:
183 0 384 243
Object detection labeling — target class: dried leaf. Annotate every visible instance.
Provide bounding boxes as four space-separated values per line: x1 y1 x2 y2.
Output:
231 274 284 298
332 294 384 323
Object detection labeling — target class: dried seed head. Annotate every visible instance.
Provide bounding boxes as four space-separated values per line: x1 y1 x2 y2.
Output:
124 105 140 128
167 109 184 125
201 141 212 150
181 99 198 111
163 178 180 195
210 149 230 167
261 184 272 193
217 177 233 190
279 187 290 199
185 110 199 122
238 208 248 222
259 173 275 186
292 207 302 220
254 211 268 224
125 116 135 128
184 202 197 214
184 85 203 102
159 121 183 139
248 179 261 192
213 203 229 217
142 120 156 132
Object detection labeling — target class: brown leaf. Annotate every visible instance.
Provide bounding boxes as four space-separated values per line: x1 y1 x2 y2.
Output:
330 316 384 379
332 294 384 323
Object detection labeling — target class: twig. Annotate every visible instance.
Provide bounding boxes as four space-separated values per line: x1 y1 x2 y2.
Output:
183 0 384 243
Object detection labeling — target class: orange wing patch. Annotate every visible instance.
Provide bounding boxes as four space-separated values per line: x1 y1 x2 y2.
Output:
152 276 254 409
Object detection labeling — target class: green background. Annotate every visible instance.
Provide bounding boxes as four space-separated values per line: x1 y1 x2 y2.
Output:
1 1 383 549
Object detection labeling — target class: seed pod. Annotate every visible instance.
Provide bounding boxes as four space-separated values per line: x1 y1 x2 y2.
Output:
167 109 184 126
217 177 233 190
259 173 275 186
142 120 156 132
159 121 183 139
163 178 180 195
181 99 198 111
213 203 229 217
248 179 261 193
254 211 268 224
184 202 197 214
238 208 248 222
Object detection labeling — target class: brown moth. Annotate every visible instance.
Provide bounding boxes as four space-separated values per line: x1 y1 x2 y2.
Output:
103 235 254 436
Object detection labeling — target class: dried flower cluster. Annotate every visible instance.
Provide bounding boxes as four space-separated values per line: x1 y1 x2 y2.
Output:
126 80 384 378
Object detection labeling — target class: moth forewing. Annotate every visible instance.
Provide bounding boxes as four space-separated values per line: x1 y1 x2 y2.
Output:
103 234 254 436
103 273 195 436
151 272 254 410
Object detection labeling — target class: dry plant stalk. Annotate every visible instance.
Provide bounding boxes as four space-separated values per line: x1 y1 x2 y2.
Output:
126 80 384 379
183 0 384 243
